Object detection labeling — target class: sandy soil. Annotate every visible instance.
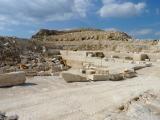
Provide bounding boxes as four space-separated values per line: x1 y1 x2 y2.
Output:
0 63 160 120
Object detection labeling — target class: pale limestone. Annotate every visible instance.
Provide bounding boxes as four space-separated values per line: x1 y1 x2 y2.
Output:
61 72 88 82
0 71 26 87
87 74 109 81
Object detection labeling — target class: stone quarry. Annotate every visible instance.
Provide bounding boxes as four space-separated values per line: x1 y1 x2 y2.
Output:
1 28 160 120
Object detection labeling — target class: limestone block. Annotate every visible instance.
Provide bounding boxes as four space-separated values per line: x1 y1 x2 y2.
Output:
61 72 88 82
109 73 124 81
25 70 37 76
123 69 137 78
66 60 83 69
145 63 152 67
0 71 26 87
123 72 136 78
86 70 96 75
96 68 109 75
87 74 109 81
133 53 149 61
133 65 146 70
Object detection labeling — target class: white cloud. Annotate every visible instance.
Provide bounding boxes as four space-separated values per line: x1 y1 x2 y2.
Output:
0 0 91 26
131 28 153 36
99 0 146 18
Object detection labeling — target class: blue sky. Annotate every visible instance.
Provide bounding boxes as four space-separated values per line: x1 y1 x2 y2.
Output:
0 0 160 39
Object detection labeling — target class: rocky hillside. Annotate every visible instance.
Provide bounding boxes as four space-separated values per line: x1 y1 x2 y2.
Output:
0 36 22 66
31 28 137 51
0 36 42 67
32 28 132 42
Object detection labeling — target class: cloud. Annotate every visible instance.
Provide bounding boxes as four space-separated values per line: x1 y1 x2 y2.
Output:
99 0 146 18
131 28 153 36
0 0 91 26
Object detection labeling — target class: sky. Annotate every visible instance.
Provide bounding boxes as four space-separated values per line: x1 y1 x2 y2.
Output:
0 0 160 39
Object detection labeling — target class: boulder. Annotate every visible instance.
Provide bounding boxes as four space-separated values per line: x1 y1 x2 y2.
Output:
0 71 26 87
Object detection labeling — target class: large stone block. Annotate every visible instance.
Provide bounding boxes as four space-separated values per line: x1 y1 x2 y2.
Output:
0 71 26 87
133 53 149 61
61 72 88 82
65 60 83 69
109 73 124 81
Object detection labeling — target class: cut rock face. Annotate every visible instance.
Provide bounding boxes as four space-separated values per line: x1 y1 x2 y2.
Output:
0 71 26 87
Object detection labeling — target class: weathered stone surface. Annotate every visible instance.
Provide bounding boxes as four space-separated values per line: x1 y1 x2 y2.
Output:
87 74 109 81
61 72 88 82
133 53 149 61
95 68 109 75
109 73 124 81
123 69 137 78
133 65 146 70
85 70 96 75
0 71 26 87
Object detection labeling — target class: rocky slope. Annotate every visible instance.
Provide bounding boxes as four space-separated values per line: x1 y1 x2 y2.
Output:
0 36 21 66
32 28 132 42
31 28 137 51
0 36 41 67
31 28 159 52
